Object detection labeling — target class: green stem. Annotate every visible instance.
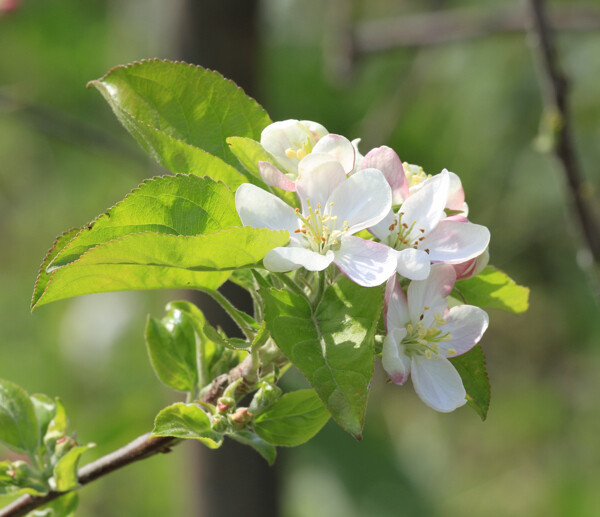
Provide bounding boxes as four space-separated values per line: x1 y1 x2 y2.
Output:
204 289 255 340
274 273 311 304
311 271 327 310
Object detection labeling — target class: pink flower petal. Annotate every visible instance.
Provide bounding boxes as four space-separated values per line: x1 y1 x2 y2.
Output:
382 329 411 385
384 274 410 331
259 161 297 191
439 305 489 357
361 146 409 204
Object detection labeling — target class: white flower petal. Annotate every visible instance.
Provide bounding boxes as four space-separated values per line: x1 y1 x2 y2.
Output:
260 120 314 174
361 146 409 205
311 134 356 174
445 171 465 211
384 274 410 330
411 356 467 412
259 161 297 191
424 220 490 264
264 246 334 272
382 328 411 385
300 120 329 141
407 264 456 323
296 160 347 212
235 183 298 233
400 170 450 239
396 248 431 281
327 168 392 234
334 236 397 287
440 305 489 357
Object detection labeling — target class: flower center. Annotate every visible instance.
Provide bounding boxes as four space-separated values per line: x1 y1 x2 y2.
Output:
401 314 453 359
403 162 430 188
293 199 349 254
386 213 428 252
284 136 315 163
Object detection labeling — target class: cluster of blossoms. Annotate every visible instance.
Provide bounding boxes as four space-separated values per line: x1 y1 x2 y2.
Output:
236 120 491 412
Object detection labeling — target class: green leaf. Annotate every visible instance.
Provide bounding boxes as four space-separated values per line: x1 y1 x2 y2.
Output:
31 492 79 517
228 431 277 465
89 59 271 168
0 460 48 498
152 403 223 449
0 379 39 455
43 400 68 449
33 228 288 308
261 277 382 438
449 345 490 420
30 394 57 443
31 229 80 310
145 311 198 392
48 174 240 270
52 444 94 492
254 389 330 447
454 266 530 313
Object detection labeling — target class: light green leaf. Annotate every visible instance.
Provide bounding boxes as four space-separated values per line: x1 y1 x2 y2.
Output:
0 461 48 498
0 379 39 455
450 345 490 420
254 389 330 447
33 228 288 308
145 310 198 392
152 403 223 449
229 431 277 465
52 444 95 492
261 277 382 438
43 400 68 449
31 492 79 517
89 59 271 168
48 174 240 270
454 266 530 313
31 229 80 310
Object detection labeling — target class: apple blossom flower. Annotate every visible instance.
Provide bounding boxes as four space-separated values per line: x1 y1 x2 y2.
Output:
235 160 397 287
259 119 355 191
382 264 489 412
368 164 490 281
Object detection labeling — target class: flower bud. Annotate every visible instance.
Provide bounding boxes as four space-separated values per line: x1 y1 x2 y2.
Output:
210 414 230 434
248 382 282 416
453 249 489 280
217 397 235 413
229 407 253 430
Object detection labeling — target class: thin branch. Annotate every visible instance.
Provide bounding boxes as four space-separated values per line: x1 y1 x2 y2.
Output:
526 0 600 266
0 354 262 517
355 4 600 54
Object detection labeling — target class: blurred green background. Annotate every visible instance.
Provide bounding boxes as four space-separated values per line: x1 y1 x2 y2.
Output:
1 0 600 515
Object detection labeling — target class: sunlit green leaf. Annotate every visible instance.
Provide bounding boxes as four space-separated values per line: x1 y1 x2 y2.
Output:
48 174 240 270
31 492 79 517
33 228 288 308
152 403 223 449
450 345 490 420
0 379 39 455
229 431 276 465
254 389 330 446
89 59 271 168
261 277 382 438
454 266 529 313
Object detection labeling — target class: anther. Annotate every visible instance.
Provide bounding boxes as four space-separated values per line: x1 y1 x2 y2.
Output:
285 148 297 159
296 149 307 160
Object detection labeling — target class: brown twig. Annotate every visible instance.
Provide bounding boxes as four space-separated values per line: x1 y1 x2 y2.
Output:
0 354 260 517
526 0 600 267
355 4 600 54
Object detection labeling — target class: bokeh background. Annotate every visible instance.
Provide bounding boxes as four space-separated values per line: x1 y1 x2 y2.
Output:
1 0 600 515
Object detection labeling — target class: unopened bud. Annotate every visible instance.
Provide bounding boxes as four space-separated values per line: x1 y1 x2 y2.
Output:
216 397 235 413
249 382 282 416
229 407 253 430
210 414 230 434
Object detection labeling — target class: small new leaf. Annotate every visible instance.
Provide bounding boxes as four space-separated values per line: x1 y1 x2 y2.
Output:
52 444 95 492
152 403 223 449
254 390 330 447
0 379 39 455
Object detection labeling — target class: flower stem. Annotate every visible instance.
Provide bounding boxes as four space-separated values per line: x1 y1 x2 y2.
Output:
204 289 256 340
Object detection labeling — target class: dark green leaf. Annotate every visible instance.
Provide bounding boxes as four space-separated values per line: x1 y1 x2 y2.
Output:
261 277 383 438
254 389 330 446
89 59 271 168
229 431 276 465
450 345 490 420
145 311 198 392
152 403 223 449
454 266 529 313
48 174 240 270
0 379 39 455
